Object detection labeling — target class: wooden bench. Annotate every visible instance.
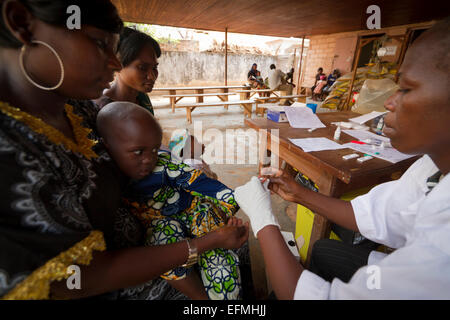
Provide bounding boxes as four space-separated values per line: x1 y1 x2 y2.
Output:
254 95 307 116
162 92 238 112
152 85 248 112
175 100 254 123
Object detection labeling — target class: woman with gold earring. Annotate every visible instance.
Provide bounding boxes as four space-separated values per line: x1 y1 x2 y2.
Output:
0 0 248 300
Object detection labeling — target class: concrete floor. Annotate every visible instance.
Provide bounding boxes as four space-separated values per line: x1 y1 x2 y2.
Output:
151 94 297 298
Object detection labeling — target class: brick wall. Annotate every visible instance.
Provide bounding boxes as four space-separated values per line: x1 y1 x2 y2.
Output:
300 21 434 88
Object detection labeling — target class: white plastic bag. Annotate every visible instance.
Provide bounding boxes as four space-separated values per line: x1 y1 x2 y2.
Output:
352 78 398 114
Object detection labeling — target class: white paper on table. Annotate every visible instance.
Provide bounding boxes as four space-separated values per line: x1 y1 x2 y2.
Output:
342 130 390 143
265 104 285 112
331 122 370 130
290 102 307 108
342 142 414 163
349 111 388 125
284 106 326 129
289 137 347 152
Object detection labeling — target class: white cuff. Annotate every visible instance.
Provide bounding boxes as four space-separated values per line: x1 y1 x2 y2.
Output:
368 250 387 265
293 270 330 300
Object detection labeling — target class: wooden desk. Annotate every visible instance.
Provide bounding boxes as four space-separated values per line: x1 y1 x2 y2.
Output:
153 85 248 112
245 112 418 265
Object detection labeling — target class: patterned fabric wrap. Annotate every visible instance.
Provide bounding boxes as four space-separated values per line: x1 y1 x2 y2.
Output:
125 151 241 299
0 100 127 299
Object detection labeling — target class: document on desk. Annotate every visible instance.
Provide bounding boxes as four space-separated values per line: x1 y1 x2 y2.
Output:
342 142 415 163
289 137 346 152
342 129 390 143
349 111 388 125
284 106 326 129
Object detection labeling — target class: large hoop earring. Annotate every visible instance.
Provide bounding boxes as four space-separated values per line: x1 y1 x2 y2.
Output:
19 40 65 91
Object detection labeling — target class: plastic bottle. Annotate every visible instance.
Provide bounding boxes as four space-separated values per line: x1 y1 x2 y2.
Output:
377 117 384 132
334 125 341 141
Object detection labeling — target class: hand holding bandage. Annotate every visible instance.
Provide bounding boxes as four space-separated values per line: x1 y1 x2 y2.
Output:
235 176 280 238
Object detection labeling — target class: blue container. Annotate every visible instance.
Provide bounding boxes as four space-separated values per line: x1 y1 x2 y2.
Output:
306 103 318 113
267 109 288 122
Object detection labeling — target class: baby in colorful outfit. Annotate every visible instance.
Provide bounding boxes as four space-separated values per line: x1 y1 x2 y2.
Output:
96 102 241 300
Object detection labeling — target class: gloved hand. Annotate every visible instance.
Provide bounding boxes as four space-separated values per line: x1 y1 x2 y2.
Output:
235 176 280 238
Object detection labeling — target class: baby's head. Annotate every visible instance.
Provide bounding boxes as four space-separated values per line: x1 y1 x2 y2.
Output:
97 101 162 180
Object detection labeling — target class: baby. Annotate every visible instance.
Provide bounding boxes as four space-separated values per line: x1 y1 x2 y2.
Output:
97 102 241 300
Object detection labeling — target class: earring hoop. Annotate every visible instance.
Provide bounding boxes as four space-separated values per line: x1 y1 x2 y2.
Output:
19 40 65 91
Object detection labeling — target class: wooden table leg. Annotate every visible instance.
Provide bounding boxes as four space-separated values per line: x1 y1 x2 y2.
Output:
170 90 176 112
196 89 204 103
186 107 192 124
220 88 229 110
241 103 252 117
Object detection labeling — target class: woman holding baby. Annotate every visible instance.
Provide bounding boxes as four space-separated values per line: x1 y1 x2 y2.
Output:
0 0 248 300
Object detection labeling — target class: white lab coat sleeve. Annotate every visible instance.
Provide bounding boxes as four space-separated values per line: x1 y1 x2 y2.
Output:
293 270 330 299
329 239 450 299
294 238 450 299
350 156 428 248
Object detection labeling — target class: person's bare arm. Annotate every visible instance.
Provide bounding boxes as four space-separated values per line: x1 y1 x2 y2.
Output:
262 170 358 232
257 225 304 299
50 218 249 299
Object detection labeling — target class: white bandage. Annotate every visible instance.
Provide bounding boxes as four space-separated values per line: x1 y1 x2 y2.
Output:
235 176 280 238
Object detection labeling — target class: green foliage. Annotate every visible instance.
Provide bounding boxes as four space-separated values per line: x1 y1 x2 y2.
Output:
124 22 178 44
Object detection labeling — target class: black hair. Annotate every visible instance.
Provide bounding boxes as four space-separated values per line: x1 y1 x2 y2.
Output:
117 27 161 67
270 64 276 69
318 67 323 72
419 16 450 72
0 0 123 48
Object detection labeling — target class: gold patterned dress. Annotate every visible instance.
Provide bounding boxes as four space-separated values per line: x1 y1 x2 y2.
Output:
0 100 140 299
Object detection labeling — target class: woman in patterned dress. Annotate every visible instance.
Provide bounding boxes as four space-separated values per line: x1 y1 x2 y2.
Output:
0 0 248 300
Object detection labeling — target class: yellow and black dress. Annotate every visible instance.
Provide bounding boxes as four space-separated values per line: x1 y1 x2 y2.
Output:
0 100 138 299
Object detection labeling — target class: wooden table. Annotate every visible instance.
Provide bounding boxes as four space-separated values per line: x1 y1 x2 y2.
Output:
176 99 254 123
245 112 419 265
236 89 280 100
153 85 248 112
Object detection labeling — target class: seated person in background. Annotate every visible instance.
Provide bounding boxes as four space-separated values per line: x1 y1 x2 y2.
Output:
311 67 326 96
323 69 340 94
268 64 294 103
285 68 296 88
247 63 260 88
169 129 218 180
97 102 242 300
312 75 327 101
